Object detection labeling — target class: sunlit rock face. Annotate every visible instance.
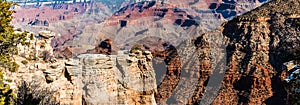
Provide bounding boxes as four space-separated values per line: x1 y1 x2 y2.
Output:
67 51 157 105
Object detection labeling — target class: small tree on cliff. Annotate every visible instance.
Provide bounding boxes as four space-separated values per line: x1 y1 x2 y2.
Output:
0 0 28 72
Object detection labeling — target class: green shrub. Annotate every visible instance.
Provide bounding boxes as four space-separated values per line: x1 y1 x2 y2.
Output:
21 60 28 65
0 54 19 72
8 62 19 72
130 44 143 53
15 81 58 105
5 79 12 83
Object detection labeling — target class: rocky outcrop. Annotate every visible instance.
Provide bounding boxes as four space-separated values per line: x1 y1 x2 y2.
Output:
9 30 82 104
3 29 158 105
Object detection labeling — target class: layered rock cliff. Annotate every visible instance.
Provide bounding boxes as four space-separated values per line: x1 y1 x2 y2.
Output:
189 0 300 104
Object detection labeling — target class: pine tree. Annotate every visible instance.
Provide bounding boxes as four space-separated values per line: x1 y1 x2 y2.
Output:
0 0 28 104
0 0 28 72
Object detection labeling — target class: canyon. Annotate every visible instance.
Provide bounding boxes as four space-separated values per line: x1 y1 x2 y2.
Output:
1 0 299 105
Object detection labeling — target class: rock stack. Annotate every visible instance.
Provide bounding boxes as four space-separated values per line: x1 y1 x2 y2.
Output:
62 50 157 105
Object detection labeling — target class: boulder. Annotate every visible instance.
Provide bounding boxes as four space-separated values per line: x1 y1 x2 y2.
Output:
38 31 56 39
